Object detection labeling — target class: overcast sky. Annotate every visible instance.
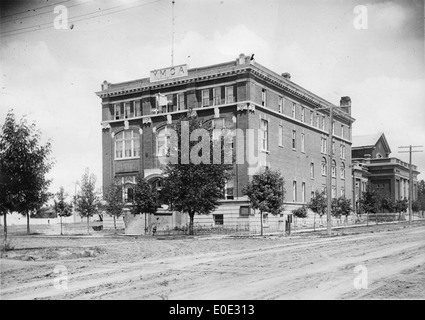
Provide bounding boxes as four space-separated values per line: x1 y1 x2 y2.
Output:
1 0 424 196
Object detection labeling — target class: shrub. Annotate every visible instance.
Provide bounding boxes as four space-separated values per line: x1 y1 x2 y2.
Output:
292 206 308 218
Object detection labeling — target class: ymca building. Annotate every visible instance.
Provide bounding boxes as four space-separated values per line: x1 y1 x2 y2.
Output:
96 54 355 230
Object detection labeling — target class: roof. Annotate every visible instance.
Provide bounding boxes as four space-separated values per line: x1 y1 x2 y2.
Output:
352 132 384 148
352 132 392 154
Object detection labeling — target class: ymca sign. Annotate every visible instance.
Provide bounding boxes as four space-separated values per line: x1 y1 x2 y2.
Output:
150 64 188 82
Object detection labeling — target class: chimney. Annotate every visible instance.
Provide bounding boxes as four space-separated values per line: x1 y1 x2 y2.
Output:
340 96 351 114
282 72 291 81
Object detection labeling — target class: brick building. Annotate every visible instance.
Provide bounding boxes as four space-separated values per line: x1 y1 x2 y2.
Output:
96 54 355 231
352 132 420 204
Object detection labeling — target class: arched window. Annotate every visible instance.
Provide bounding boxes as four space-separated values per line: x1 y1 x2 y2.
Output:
321 157 327 176
115 130 140 159
156 126 171 156
340 162 346 179
332 160 337 178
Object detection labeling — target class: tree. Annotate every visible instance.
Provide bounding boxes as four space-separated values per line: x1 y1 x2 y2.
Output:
160 112 233 235
418 180 425 217
242 167 285 236
307 190 327 230
380 193 396 213
103 178 125 233
395 198 408 221
132 174 159 234
359 186 380 214
74 168 100 234
53 187 73 235
0 110 53 240
331 196 352 223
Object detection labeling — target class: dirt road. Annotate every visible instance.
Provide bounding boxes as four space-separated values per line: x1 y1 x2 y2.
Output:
1 222 424 300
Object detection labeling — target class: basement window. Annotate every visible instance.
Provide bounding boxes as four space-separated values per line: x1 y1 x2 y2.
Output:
213 214 224 225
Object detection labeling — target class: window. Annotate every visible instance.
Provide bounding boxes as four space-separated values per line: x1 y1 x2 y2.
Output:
292 103 296 118
120 176 136 203
310 111 314 126
211 118 227 141
321 137 327 154
202 89 210 107
115 130 140 159
213 214 224 225
340 163 346 179
225 86 234 104
322 116 326 130
332 140 335 156
261 89 266 106
341 144 346 159
332 121 335 135
224 178 234 200
156 127 171 156
278 125 284 147
124 102 134 118
332 187 337 199
311 191 315 200
321 157 327 176
213 87 221 105
293 181 297 202
114 103 123 120
260 119 269 151
301 107 305 122
177 93 185 110
310 162 315 179
341 125 344 139
332 160 337 178
341 188 345 197
292 130 296 149
316 114 320 127
302 182 306 203
278 96 283 113
301 133 305 152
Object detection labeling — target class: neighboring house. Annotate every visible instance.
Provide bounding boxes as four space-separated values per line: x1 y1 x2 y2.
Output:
96 54 355 230
352 132 420 203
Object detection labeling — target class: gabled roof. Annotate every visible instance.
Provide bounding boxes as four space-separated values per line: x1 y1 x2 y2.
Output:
352 132 392 154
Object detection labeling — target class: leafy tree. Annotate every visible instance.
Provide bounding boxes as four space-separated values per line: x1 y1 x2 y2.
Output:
132 174 159 234
0 110 53 240
103 179 125 233
160 112 233 235
74 168 100 234
242 167 285 236
359 186 380 214
418 180 425 217
380 193 396 213
331 196 352 221
412 200 420 213
307 190 327 229
53 187 73 235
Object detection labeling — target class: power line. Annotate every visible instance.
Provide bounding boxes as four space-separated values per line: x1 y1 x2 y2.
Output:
1 0 96 25
0 0 164 37
0 0 72 19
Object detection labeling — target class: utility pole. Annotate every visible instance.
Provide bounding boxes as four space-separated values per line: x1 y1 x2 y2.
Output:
398 145 423 225
327 105 334 236
316 104 334 236
171 1 175 67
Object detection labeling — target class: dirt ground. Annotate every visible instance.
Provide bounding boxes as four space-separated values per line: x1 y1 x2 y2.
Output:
1 221 424 300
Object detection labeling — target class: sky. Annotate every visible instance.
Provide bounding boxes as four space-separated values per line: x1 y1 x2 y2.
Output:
1 0 424 197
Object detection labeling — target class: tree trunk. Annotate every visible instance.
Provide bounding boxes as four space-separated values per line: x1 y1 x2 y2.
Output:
60 215 63 235
313 212 316 231
259 211 263 236
113 215 117 234
3 212 7 247
26 211 30 234
189 213 194 235
87 216 90 234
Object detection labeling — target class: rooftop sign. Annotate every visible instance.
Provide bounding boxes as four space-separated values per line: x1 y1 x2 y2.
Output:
150 64 188 82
